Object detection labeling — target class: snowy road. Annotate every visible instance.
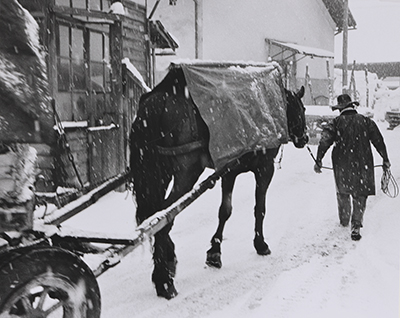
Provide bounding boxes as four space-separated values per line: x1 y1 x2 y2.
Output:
65 122 399 318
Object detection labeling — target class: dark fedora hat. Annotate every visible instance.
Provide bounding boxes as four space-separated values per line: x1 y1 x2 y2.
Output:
331 94 359 111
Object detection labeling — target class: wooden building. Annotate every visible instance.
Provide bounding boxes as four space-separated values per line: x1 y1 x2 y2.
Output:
8 0 152 193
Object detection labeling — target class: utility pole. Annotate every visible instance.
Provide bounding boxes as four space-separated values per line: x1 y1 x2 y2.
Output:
194 0 203 59
342 0 349 94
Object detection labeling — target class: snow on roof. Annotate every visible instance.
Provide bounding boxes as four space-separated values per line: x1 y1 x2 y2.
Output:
108 2 125 15
122 58 151 92
0 58 27 97
170 59 282 73
269 40 334 59
20 4 43 61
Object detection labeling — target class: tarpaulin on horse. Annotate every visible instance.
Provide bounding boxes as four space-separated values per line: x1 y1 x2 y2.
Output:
178 62 288 170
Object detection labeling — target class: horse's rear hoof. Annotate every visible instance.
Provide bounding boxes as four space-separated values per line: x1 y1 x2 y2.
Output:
155 281 178 300
257 247 271 256
206 252 222 268
254 238 271 256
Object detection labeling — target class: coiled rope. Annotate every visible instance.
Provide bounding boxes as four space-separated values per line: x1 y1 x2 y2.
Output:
381 168 399 198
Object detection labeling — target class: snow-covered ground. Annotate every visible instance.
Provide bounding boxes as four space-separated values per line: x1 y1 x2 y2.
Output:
64 122 399 318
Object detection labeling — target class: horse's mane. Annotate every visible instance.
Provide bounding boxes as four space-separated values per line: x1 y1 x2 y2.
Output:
141 67 187 103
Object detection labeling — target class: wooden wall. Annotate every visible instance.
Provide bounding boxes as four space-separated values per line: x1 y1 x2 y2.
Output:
122 1 150 83
3 1 150 192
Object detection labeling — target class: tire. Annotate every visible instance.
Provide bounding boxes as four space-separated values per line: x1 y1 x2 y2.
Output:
0 246 101 317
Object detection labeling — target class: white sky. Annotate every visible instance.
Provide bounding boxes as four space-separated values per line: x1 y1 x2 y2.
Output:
334 0 400 63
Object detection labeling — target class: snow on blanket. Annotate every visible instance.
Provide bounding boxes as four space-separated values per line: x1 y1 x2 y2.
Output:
177 61 288 170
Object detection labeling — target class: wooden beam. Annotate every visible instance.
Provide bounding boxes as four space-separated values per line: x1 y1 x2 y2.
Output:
148 0 161 20
194 0 203 59
51 5 123 21
43 173 129 226
342 0 349 93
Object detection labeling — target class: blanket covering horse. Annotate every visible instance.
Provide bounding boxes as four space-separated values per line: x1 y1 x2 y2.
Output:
176 62 288 169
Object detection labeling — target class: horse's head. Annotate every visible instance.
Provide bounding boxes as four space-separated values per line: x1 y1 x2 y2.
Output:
285 86 308 148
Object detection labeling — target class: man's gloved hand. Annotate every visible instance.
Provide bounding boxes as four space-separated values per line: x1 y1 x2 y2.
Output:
314 160 322 173
383 160 391 171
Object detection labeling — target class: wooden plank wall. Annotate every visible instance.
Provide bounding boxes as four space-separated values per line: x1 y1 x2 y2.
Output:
54 129 89 189
122 1 150 83
88 128 120 185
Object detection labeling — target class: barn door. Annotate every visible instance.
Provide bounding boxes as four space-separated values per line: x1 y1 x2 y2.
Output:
87 23 123 185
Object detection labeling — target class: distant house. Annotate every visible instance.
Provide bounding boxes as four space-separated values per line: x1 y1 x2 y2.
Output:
147 0 356 105
335 61 400 90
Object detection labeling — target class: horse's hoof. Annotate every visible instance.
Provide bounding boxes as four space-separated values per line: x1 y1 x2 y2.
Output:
155 281 178 300
254 239 271 256
206 252 222 268
256 247 271 256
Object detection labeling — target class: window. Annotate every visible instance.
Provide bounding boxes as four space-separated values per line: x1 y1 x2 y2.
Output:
73 0 86 9
55 0 110 11
57 25 85 92
90 31 110 93
55 0 70 6
56 22 112 121
90 30 111 119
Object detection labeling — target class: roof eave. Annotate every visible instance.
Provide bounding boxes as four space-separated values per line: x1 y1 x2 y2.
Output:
321 0 357 33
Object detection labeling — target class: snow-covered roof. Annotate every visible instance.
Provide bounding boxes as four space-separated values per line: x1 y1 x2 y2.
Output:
321 0 357 32
150 20 179 50
268 40 334 60
0 0 53 144
108 2 125 15
122 58 151 92
170 59 281 70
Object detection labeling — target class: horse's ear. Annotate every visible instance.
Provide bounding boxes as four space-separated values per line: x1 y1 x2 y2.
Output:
297 86 305 99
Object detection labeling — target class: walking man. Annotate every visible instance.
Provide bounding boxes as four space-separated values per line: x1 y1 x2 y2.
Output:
313 94 390 240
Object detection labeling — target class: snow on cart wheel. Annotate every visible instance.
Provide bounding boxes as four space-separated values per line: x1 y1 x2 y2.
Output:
0 246 101 318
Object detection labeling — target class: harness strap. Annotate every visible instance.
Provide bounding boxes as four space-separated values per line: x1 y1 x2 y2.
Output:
157 140 207 156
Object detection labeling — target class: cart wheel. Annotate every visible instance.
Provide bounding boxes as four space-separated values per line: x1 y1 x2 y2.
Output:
0 246 101 318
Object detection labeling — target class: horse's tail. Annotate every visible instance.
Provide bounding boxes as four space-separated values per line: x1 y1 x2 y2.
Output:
129 93 171 225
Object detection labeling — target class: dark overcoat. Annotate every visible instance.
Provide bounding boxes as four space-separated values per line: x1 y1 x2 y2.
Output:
316 108 389 196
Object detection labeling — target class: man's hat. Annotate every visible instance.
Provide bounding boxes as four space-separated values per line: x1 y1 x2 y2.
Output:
331 94 359 111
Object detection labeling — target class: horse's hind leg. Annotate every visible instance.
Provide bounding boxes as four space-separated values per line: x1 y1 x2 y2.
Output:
253 165 274 255
206 173 237 268
152 163 204 299
152 223 178 300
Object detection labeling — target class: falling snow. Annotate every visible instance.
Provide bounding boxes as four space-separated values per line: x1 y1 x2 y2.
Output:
65 120 399 318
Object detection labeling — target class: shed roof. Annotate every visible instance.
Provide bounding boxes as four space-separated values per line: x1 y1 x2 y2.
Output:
268 40 334 60
150 20 179 50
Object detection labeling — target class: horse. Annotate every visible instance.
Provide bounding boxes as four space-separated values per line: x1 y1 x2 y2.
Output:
129 65 308 300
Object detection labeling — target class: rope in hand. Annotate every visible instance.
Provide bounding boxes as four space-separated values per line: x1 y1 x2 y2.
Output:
306 146 333 170
381 168 399 198
307 146 398 198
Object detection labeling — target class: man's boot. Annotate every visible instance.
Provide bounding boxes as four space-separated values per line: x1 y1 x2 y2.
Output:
351 224 362 241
